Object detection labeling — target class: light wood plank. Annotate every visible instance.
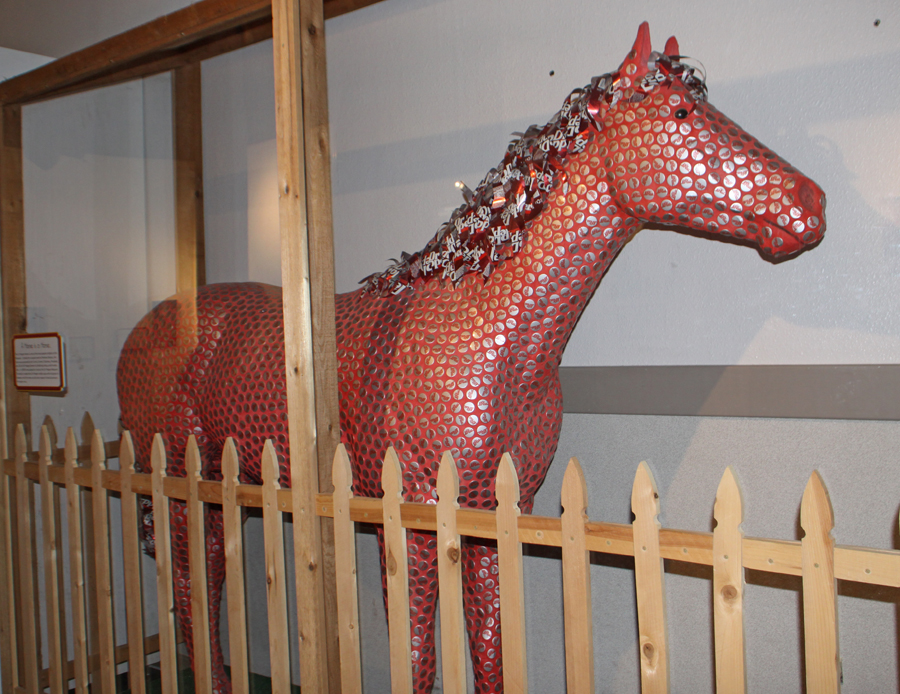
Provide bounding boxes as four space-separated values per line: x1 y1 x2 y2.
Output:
261 440 292 693
435 452 466 694
0 425 17 693
331 444 361 694
495 453 527 694
221 438 250 694
186 436 213 692
800 471 840 693
173 62 206 293
272 0 331 690
151 435 178 694
38 428 64 694
560 457 593 694
712 467 745 694
14 426 38 694
119 432 146 694
64 429 88 694
631 461 668 694
90 431 116 694
381 448 413 694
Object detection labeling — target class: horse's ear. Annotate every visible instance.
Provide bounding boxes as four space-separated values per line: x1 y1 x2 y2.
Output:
622 22 653 78
664 36 680 58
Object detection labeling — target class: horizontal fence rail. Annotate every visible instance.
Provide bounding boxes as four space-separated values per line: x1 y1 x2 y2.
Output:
0 414 897 694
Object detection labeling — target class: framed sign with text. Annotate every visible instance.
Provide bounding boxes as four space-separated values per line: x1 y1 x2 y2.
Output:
13 332 66 393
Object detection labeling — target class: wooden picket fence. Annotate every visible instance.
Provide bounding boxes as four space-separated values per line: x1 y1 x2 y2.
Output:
1 416 899 694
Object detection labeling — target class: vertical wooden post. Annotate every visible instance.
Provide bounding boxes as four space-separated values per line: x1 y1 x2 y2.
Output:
271 0 331 691
64 429 89 694
0 104 30 457
186 436 213 692
14 426 39 694
151 434 178 694
172 62 206 293
119 433 147 694
222 438 250 694
0 425 16 694
39 428 65 694
90 431 116 694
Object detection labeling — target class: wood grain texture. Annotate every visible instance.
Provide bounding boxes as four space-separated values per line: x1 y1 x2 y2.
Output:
186 436 213 692
150 435 178 694
15 426 38 694
119 433 147 694
381 448 413 694
800 471 840 693
331 444 362 694
435 452 466 694
0 425 16 694
90 431 116 694
631 462 669 694
712 467 745 694
221 438 250 694
38 429 64 694
560 458 593 694
173 63 206 293
495 453 527 694
64 429 88 694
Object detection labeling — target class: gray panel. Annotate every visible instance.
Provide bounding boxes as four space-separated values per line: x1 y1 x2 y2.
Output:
559 365 900 420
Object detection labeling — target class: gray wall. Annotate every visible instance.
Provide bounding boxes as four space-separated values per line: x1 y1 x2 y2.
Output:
4 0 900 691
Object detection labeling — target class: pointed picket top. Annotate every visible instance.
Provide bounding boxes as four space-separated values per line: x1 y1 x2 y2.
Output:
561 457 588 519
381 446 404 505
631 461 660 521
42 416 58 453
801 470 834 534
80 412 95 450
222 438 240 488
120 431 136 474
64 428 78 468
14 424 27 461
496 452 521 512
39 426 52 465
437 452 460 508
186 435 202 482
261 439 281 491
332 443 353 502
151 434 168 477
713 466 746 694
91 429 107 471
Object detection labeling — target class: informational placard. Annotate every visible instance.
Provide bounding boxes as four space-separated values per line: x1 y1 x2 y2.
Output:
13 333 66 392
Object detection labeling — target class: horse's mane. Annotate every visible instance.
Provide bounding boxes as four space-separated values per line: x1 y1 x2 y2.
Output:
362 52 706 295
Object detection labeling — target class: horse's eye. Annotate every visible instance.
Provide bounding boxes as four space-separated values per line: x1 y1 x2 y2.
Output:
674 108 689 119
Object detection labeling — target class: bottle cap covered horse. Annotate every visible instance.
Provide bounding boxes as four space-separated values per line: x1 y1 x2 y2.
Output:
117 22 825 694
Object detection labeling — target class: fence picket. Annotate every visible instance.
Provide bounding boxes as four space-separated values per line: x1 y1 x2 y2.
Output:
261 439 292 693
119 432 146 694
186 435 213 692
222 438 250 694
43 417 70 679
800 471 840 693
0 419 16 694
332 443 362 694
151 434 178 694
382 447 413 694
39 427 65 694
436 452 466 694
496 453 527 694
560 457 593 694
632 461 669 694
90 430 116 694
712 467 745 694
65 428 89 694
15 425 39 694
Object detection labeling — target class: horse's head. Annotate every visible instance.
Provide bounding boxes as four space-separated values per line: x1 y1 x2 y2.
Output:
594 22 825 258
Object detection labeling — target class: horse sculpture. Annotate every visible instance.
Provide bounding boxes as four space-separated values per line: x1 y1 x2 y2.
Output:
117 22 825 694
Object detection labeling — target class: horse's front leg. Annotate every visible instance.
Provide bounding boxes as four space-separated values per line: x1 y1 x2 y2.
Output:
377 528 440 693
461 538 503 694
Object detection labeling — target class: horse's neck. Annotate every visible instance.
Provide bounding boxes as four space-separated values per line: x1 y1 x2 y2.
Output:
474 135 639 366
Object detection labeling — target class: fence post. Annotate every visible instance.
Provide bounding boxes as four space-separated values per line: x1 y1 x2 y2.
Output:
261 440 291 693
560 457 593 694
632 461 669 694
151 434 178 694
436 452 466 694
186 435 213 692
712 467 745 694
801 471 840 693
0 422 17 694
332 443 362 693
221 438 250 694
496 453 527 694
15 424 39 694
119 432 146 694
382 447 413 694
39 427 64 694
90 430 116 694
64 428 89 694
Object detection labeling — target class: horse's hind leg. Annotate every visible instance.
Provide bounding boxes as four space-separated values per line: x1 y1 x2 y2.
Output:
377 528 440 693
461 538 503 694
